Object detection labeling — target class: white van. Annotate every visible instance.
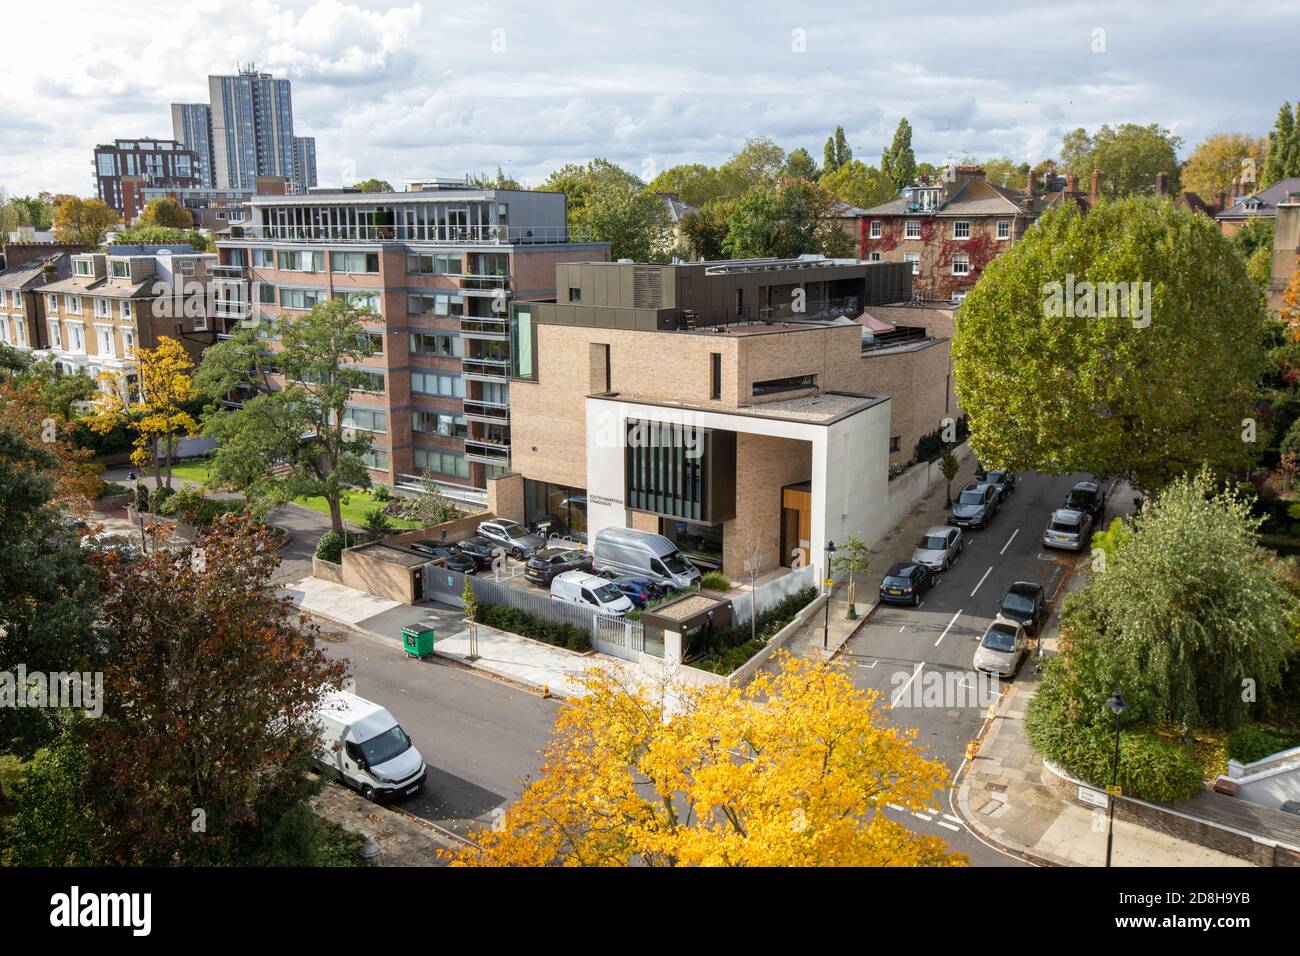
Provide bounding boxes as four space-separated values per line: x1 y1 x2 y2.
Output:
592 527 701 591
550 570 635 616
313 690 427 801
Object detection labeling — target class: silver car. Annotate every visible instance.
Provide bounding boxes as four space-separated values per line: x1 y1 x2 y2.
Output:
476 519 545 559
911 525 963 571
1042 508 1092 551
973 618 1027 677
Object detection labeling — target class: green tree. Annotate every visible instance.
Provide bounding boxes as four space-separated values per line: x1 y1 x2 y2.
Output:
647 164 735 207
723 178 853 260
785 147 818 181
823 136 838 175
10 357 95 420
680 201 735 261
353 178 394 193
1182 132 1267 197
200 298 377 534
952 198 1267 490
542 159 671 261
138 196 192 228
1063 123 1183 198
830 534 871 616
410 468 460 526
1058 127 1095 177
52 197 119 247
880 118 917 189
834 126 852 169
939 450 960 505
818 160 897 211
111 223 211 251
720 137 787 189
1262 102 1298 188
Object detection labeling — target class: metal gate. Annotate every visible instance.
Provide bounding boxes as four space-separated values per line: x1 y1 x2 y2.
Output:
592 614 645 662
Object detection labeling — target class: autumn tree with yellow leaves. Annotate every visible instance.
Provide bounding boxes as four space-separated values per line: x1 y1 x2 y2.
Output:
450 653 967 867
92 336 199 490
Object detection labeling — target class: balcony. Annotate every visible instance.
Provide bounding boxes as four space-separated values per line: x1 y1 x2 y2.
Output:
459 316 508 340
222 223 592 246
464 437 511 467
463 399 510 424
210 265 247 283
462 356 510 382
663 295 864 331
460 273 511 292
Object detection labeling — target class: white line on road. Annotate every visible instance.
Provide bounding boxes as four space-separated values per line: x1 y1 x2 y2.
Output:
938 821 961 832
999 529 1019 555
887 803 907 812
890 663 924 709
970 566 993 597
934 609 963 647
898 625 905 632
914 812 933 821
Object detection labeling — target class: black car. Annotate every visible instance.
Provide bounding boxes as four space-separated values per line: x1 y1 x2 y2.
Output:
454 535 501 570
1065 480 1106 523
409 541 476 574
999 581 1047 634
948 482 999 529
608 575 667 608
879 562 936 607
984 469 1017 501
524 547 593 586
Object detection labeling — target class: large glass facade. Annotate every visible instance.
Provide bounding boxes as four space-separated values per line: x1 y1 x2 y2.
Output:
660 519 725 570
523 479 587 541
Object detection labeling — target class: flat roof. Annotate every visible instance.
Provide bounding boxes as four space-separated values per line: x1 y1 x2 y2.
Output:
589 390 887 426
348 542 428 567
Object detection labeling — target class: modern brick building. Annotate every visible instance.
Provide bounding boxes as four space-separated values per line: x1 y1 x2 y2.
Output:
492 256 960 581
214 182 609 506
93 138 202 216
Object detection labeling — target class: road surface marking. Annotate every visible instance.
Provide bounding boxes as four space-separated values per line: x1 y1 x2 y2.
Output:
944 814 962 824
888 803 907 812
938 821 961 832
890 663 924 708
999 529 1019 555
914 812 933 821
970 567 993 597
934 609 963 647
898 625 906 632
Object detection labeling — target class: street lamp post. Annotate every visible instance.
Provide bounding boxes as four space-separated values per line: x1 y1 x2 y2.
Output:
822 540 837 651
1105 688 1126 867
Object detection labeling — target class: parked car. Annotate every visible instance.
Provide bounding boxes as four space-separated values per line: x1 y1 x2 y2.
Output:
312 690 426 802
998 581 1047 635
408 541 476 573
984 469 1017 501
476 519 545 559
948 482 999 529
973 618 1028 677
911 525 963 571
878 561 936 606
592 527 701 591
1042 508 1092 551
607 575 667 608
455 535 501 569
524 547 594 586
550 570 635 616
1065 480 1106 523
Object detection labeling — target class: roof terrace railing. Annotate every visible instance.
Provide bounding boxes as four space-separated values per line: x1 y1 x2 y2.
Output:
221 223 594 246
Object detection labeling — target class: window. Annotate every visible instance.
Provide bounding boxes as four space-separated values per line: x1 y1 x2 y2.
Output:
252 248 275 268
413 447 469 479
193 312 208 332
904 252 920 274
996 219 1011 240
361 447 389 470
869 220 882 238
278 250 325 272
121 327 134 355
343 407 387 433
330 251 379 274
177 260 195 276
406 253 462 275
410 370 465 398
280 288 325 310
889 436 901 453
904 220 921 240
952 254 970 275
47 294 59 312
93 298 112 318
258 283 277 304
710 352 721 400
48 321 62 349
64 295 82 315
952 220 970 240
67 323 85 352
9 293 20 313
359 331 383 355
13 318 25 347
0 321 8 345
409 332 462 357
341 290 381 314
95 325 115 357
752 374 815 396
110 260 130 278
868 252 882 262
120 299 132 319
407 292 461 316
951 292 967 304
412 411 467 438
354 370 385 394
73 259 93 276
568 287 581 303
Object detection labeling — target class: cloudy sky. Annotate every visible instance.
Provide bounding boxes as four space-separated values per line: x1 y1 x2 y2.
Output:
3 0 1298 197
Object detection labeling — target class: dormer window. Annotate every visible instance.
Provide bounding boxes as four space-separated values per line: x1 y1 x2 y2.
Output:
110 260 130 278
73 259 93 276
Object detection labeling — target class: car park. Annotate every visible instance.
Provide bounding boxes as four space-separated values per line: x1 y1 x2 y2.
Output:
998 581 1046 634
455 535 501 569
948 482 999 529
476 519 545 559
911 525 963 571
524 547 594 586
973 618 1028 677
550 570 635 616
408 541 477 573
983 469 1017 501
607 575 667 608
1064 480 1106 524
1042 508 1092 551
878 561 936 606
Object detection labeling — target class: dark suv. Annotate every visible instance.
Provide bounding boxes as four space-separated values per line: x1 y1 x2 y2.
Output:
999 581 1047 634
948 482 999 529
409 541 476 574
1065 480 1106 523
879 562 936 607
524 547 593 586
455 536 501 570
984 469 1017 501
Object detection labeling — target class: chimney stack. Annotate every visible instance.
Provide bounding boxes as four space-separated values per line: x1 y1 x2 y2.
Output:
1025 168 1036 200
42 257 58 282
1066 173 1079 195
1156 171 1169 197
1090 169 1101 204
1215 190 1227 213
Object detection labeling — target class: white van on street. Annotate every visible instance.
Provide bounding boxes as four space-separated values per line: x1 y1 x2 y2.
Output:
313 690 427 801
549 570 635 616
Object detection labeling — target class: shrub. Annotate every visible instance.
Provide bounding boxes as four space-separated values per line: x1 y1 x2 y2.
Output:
371 483 391 502
150 485 175 514
474 602 590 652
692 586 816 675
361 506 394 539
1227 724 1299 764
700 571 732 591
98 480 130 498
156 486 228 530
315 531 344 564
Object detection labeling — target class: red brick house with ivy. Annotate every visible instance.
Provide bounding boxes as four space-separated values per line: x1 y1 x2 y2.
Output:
858 165 1040 302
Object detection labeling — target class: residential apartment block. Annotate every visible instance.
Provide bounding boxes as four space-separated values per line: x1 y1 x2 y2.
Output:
293 137 318 193
491 256 958 582
213 182 609 505
171 103 216 188
208 68 301 192
94 138 202 215
0 254 73 353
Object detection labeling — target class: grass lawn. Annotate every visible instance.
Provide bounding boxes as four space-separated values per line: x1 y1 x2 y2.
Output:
162 459 423 530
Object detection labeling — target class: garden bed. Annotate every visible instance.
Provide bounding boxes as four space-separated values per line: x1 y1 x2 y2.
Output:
689 587 818 675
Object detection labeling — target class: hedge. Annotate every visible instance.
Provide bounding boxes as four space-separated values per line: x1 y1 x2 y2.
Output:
691 586 817 675
1025 678 1204 802
315 531 344 564
474 603 590 652
1227 724 1299 764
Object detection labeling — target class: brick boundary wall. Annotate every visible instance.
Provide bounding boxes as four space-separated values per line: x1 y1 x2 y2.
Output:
1042 761 1300 866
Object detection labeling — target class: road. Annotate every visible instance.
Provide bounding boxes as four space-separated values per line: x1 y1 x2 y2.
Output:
843 470 1099 866
316 621 558 841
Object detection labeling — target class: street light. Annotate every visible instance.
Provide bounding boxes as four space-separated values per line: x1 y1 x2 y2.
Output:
822 540 837 651
1105 688 1126 868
